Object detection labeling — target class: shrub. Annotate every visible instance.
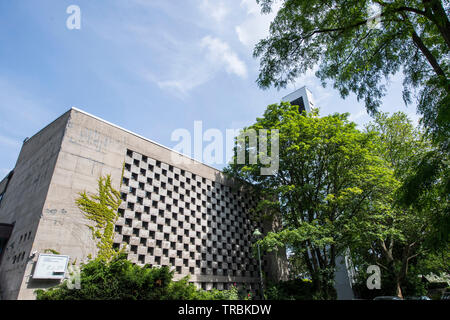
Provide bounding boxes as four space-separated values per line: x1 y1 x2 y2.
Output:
35 253 238 300
265 278 317 300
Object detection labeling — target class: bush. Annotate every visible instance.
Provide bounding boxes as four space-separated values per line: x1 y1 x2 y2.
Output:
35 253 238 300
265 278 317 300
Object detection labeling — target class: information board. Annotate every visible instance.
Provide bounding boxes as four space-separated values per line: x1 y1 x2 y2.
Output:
33 254 70 279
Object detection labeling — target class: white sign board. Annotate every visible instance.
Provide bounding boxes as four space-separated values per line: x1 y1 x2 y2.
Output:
33 254 70 279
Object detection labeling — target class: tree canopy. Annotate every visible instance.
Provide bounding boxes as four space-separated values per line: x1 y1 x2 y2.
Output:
353 111 448 298
225 103 396 298
253 1 449 259
254 0 449 143
225 102 448 298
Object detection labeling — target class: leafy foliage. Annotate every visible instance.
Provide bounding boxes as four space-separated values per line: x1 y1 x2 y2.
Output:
398 146 449 248
44 249 61 255
76 175 122 260
225 101 448 298
35 253 240 300
265 278 317 300
253 1 450 271
348 111 448 298
224 103 396 298
254 0 449 143
352 265 428 299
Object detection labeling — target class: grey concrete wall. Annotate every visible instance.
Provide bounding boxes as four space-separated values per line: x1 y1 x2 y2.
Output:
0 111 70 300
18 108 134 299
0 171 12 195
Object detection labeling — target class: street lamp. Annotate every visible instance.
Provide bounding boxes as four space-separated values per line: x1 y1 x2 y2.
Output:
253 228 264 300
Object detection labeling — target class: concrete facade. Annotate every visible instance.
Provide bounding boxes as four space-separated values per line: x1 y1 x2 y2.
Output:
281 86 315 113
0 108 287 300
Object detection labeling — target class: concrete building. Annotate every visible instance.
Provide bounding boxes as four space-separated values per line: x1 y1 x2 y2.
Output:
0 108 288 300
282 86 315 113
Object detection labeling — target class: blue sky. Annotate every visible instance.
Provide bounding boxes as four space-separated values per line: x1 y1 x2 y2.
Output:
0 0 420 176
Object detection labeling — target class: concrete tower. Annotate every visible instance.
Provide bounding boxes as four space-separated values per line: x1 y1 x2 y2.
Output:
282 86 315 113
282 87 356 300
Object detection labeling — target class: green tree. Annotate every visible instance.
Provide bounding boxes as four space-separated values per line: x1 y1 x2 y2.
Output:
265 278 316 300
397 144 449 248
348 112 449 298
224 103 396 299
253 0 449 260
76 175 122 260
254 0 449 143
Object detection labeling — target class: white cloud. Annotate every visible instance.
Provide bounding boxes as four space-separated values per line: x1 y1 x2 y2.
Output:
148 36 248 97
201 36 247 78
157 80 198 95
348 109 369 123
149 70 212 97
240 0 261 15
91 1 249 97
199 0 229 22
235 0 281 47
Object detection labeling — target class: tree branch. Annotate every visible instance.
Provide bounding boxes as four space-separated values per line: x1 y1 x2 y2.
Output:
411 29 447 79
423 0 450 48
376 261 389 271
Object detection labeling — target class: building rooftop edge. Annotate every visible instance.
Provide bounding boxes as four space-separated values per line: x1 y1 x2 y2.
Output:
281 86 312 101
69 107 224 175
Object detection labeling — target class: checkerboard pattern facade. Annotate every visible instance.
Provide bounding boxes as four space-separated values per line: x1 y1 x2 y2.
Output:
112 149 265 290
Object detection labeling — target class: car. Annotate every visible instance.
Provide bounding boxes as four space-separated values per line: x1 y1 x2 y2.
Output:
373 296 403 300
404 296 431 300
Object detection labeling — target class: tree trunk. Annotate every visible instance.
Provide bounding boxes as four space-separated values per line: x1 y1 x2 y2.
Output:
395 279 403 299
302 249 315 276
423 0 450 49
307 240 320 273
393 245 413 299
411 30 447 79
304 241 323 296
